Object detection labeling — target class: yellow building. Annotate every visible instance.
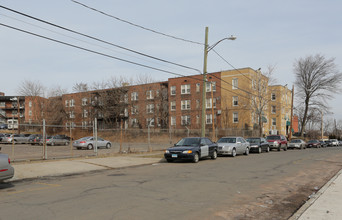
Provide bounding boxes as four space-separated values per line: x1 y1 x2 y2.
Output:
220 67 269 133
266 85 292 136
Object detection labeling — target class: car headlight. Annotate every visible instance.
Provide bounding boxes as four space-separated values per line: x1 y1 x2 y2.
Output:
182 150 193 154
274 141 278 145
165 150 170 153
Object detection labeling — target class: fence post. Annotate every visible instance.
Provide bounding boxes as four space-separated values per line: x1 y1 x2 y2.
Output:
94 118 98 156
43 119 47 160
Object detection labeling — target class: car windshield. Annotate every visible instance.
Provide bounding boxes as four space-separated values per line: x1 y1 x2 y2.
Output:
290 140 301 143
266 136 280 140
246 138 260 144
79 137 92 141
217 138 236 143
308 140 318 143
176 138 200 146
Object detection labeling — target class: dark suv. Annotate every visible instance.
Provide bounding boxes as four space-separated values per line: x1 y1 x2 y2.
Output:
266 135 288 151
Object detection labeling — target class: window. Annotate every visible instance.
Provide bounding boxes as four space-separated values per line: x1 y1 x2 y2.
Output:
196 83 200 92
196 115 200 124
206 98 216 109
131 105 138 115
233 112 238 123
206 114 213 124
65 100 69 107
171 116 176 126
271 93 276 101
171 86 176 95
170 101 176 111
181 84 191 94
146 90 154 100
131 92 138 101
232 78 238 90
69 111 75 118
196 100 200 109
271 105 276 114
146 104 154 113
82 98 88 106
83 109 88 118
29 101 32 107
206 82 216 92
82 121 87 129
131 118 139 127
181 115 191 125
233 96 238 106
181 100 191 110
70 99 75 107
0 102 5 107
29 110 32 116
147 118 154 127
121 94 128 103
124 108 128 117
272 118 277 126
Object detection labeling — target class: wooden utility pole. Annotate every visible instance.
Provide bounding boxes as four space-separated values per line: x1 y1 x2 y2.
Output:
289 85 294 141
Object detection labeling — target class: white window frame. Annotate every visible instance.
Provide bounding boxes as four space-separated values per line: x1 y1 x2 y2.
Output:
146 90 154 100
271 105 276 114
170 86 176 96
65 100 69 107
206 82 216 92
131 105 138 115
206 98 216 109
206 114 213 124
181 84 191 94
181 100 191 110
131 92 138 101
82 98 88 106
196 83 200 92
170 101 176 111
233 112 238 123
272 118 277 126
232 78 238 90
171 116 176 126
83 109 88 118
147 118 155 127
271 93 276 101
146 104 154 114
233 96 238 106
181 115 191 125
70 99 75 107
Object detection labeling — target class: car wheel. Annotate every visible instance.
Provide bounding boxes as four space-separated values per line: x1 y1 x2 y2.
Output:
266 147 270 152
87 144 93 150
231 148 237 157
284 145 288 151
106 143 111 149
244 148 249 155
166 159 174 162
65 142 69 146
77 147 81 150
211 150 217 160
277 146 281 151
193 152 199 163
258 147 262 154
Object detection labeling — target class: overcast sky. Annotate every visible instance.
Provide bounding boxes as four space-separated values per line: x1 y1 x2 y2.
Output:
1 0 341 122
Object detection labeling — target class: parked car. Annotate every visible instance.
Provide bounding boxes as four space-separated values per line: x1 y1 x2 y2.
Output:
319 140 328 148
306 140 321 148
339 140 342 146
217 136 250 157
73 137 112 150
1 134 12 144
0 133 5 142
266 135 288 151
288 139 306 150
325 140 332 147
28 134 42 145
46 135 70 146
330 139 339 147
0 153 14 182
11 134 30 144
164 137 218 163
0 124 8 129
246 137 270 153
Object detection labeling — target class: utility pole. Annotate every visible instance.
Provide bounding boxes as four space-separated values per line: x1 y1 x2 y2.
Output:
289 85 294 141
211 82 215 141
321 110 323 140
201 27 209 137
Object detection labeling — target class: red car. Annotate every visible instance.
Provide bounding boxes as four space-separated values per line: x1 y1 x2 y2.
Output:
306 140 321 148
266 135 288 151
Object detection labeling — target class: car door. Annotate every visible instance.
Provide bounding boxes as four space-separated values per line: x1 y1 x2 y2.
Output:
240 138 248 153
97 138 105 148
236 137 244 154
200 138 209 158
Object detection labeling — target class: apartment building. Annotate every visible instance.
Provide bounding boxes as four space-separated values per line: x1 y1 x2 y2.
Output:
0 95 25 127
168 72 221 130
267 85 292 136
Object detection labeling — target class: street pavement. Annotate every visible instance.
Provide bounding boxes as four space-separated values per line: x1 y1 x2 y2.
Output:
4 153 342 219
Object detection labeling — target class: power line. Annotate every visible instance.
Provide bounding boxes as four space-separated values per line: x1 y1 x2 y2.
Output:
0 5 201 74
71 0 203 46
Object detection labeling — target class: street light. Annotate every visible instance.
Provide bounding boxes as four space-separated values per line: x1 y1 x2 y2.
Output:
201 27 236 137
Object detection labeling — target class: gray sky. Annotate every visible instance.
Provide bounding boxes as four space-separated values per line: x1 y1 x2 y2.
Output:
1 0 341 121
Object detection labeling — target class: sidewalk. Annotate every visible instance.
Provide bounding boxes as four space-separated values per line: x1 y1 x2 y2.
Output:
9 153 164 182
290 169 342 220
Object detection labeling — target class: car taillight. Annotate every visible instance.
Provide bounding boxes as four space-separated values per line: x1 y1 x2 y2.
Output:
8 158 10 164
80 141 86 143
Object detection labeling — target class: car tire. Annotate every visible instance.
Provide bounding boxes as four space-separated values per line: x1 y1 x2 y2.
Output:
277 146 281 151
77 147 81 150
193 152 199 163
231 148 237 157
166 159 174 162
266 147 270 152
244 148 249 155
106 143 111 149
258 147 262 154
87 144 93 150
284 145 287 151
211 150 217 160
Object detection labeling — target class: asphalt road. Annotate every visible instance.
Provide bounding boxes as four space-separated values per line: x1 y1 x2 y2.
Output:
1 147 342 220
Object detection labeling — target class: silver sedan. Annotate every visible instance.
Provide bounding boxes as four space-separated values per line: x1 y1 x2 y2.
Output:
73 137 112 150
217 136 250 157
0 154 14 182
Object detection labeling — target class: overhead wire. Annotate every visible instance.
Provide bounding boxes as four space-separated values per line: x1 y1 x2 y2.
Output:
71 0 204 46
0 5 201 74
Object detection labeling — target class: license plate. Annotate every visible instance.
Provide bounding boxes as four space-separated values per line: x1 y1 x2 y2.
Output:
172 154 178 158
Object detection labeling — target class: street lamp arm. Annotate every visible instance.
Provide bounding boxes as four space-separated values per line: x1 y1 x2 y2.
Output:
207 35 236 52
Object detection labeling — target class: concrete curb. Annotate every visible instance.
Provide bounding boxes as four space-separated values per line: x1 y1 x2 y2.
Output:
289 168 342 220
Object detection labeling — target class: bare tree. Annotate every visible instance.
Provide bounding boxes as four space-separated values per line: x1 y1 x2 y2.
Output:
249 66 277 136
17 79 45 97
294 54 342 136
72 82 89 93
